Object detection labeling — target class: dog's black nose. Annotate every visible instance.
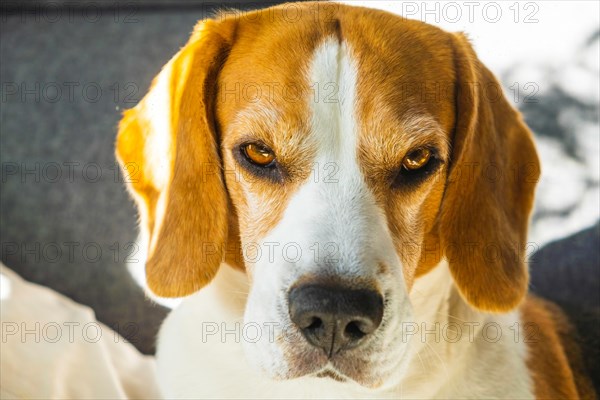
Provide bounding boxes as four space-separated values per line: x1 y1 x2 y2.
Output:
288 284 384 356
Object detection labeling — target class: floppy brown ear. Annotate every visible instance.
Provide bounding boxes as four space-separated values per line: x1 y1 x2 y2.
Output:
440 33 541 312
115 19 236 297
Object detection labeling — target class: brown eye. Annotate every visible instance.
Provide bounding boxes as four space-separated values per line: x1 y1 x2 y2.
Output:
242 143 276 167
402 148 431 171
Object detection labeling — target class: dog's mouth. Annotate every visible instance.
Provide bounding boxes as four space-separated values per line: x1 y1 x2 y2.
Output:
314 368 348 383
309 360 386 389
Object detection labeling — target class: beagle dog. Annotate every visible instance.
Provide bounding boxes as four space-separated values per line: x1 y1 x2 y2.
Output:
116 2 595 398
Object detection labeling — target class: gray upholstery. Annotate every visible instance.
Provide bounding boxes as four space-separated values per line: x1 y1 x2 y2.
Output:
530 222 600 393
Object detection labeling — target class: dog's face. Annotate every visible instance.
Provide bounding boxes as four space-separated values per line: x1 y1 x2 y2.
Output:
116 3 539 389
216 18 455 387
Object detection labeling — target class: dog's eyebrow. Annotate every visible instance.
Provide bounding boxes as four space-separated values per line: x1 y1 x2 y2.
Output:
225 103 315 160
362 111 450 163
228 103 282 136
400 114 450 157
222 102 291 150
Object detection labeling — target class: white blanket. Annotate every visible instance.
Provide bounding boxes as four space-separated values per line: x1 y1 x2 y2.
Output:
0 264 162 399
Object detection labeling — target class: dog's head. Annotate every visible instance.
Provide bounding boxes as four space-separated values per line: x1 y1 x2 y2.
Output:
116 2 539 389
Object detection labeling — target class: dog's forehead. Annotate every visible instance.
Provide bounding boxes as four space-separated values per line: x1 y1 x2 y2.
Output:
216 4 456 141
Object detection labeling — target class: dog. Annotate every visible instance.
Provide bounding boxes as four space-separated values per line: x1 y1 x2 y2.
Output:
115 2 595 398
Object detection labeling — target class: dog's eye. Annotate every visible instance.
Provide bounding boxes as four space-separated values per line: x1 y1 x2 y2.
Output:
242 143 276 167
402 148 431 171
393 147 441 189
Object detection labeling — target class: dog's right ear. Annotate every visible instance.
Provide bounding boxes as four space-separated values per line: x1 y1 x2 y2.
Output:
115 19 237 297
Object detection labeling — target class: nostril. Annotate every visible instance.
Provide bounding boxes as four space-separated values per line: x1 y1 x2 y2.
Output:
306 316 324 332
300 316 328 348
344 320 367 341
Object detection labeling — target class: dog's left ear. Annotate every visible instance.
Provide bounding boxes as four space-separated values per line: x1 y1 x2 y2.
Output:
439 33 541 312
115 19 237 297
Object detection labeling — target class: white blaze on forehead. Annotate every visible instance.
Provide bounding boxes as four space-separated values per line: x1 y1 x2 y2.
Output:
310 38 360 172
306 39 378 266
257 37 398 275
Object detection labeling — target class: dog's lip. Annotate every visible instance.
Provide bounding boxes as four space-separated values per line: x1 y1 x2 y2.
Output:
314 367 348 382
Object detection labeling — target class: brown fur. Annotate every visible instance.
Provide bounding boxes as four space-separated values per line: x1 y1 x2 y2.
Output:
521 296 597 399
